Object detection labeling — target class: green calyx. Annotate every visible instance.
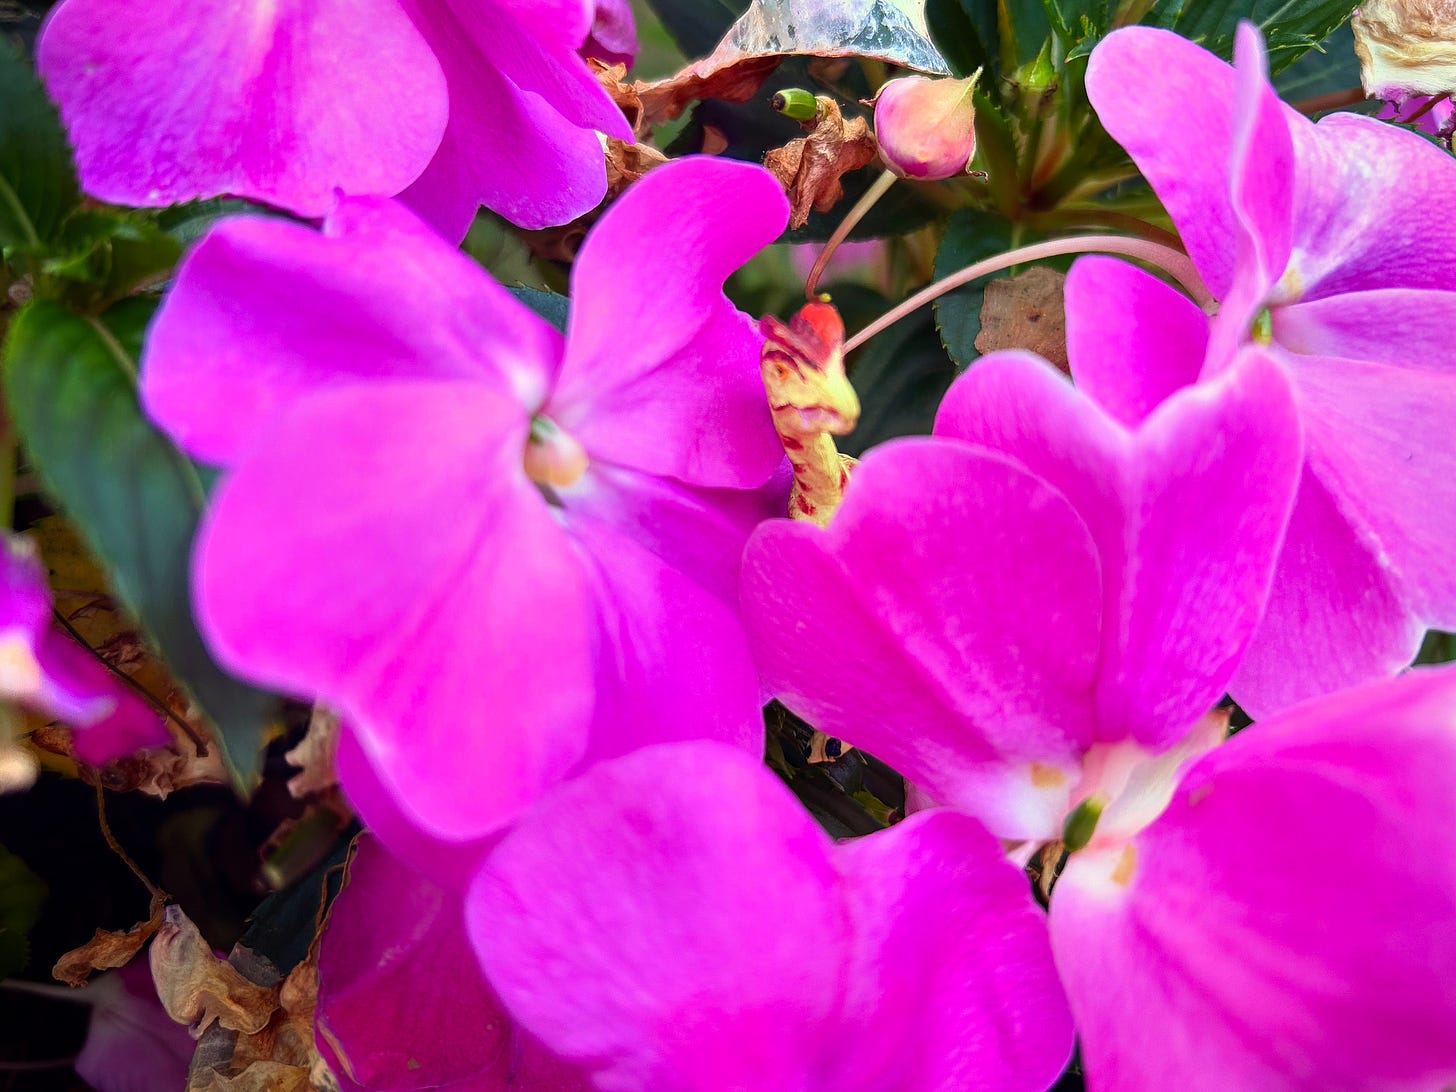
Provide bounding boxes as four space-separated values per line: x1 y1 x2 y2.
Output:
1062 793 1108 852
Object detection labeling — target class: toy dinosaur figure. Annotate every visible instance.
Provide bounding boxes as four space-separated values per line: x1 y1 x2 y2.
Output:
759 297 860 528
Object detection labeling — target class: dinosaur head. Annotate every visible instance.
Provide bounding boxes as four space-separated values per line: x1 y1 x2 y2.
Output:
759 299 861 436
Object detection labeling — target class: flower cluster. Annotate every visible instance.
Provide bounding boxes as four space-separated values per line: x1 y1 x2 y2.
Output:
21 9 1456 1092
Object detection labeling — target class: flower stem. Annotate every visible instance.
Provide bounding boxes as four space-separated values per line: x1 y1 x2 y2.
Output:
843 234 1213 355
805 169 898 298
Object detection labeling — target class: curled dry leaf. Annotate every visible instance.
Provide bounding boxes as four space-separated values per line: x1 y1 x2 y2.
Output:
975 266 1068 372
285 706 341 800
763 96 878 229
151 905 278 1037
637 56 784 126
53 893 166 987
30 721 228 798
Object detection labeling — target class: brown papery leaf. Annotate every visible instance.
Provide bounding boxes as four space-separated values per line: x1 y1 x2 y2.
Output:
285 707 341 799
53 894 166 987
151 906 279 1037
637 56 782 126
975 267 1068 372
763 96 878 229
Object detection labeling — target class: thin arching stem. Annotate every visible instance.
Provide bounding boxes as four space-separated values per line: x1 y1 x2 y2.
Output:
804 169 898 298
843 234 1213 355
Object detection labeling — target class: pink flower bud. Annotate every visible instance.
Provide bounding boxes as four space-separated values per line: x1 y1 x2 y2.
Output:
872 70 981 180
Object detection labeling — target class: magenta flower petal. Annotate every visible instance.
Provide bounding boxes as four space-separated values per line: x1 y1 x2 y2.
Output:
583 0 638 66
0 536 165 764
1050 667 1456 1090
1290 356 1456 625
36 0 447 215
1228 23 1294 290
1085 28 1243 298
830 811 1075 1091
1285 111 1456 300
196 382 595 844
566 514 764 767
470 742 1071 1091
937 349 1302 748
74 961 193 1092
1230 470 1421 718
143 198 562 467
1063 256 1208 427
398 0 623 238
742 437 1103 840
318 835 587 1091
550 158 789 489
1273 289 1456 371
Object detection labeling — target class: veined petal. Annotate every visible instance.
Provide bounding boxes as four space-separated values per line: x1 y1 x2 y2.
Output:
1230 467 1422 717
1051 667 1456 1090
939 350 1301 749
37 0 447 214
143 198 563 466
1064 256 1209 426
1086 28 1242 298
1287 354 1456 629
1287 111 1456 301
551 157 789 489
1274 289 1456 373
742 437 1102 841
317 836 587 1091
196 382 594 846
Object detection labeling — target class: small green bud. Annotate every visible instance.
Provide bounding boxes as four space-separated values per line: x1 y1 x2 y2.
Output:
1251 308 1274 344
1062 793 1108 852
771 88 821 121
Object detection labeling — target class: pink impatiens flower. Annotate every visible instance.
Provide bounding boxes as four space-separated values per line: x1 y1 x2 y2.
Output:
0 534 165 774
37 0 632 237
745 338 1302 839
740 356 1456 1084
467 740 1075 1092
140 157 789 878
1084 23 1456 715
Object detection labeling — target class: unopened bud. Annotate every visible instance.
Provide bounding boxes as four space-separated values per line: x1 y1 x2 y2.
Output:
872 69 982 180
1353 0 1456 99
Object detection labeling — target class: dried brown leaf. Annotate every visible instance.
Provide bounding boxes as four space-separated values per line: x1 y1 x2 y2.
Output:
605 139 669 201
285 707 340 799
975 267 1068 372
151 906 279 1037
637 56 782 126
763 97 878 229
53 894 165 987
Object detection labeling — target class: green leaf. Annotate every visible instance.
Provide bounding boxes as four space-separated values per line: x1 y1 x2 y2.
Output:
926 0 1000 78
0 37 80 253
1040 0 1116 46
0 843 47 978
4 298 282 787
42 210 182 307
643 0 750 57
1272 21 1362 103
931 207 1015 368
1150 0 1356 74
842 299 959 456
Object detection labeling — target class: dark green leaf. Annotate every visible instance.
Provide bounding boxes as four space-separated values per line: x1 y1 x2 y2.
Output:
4 298 282 787
508 286 569 332
931 207 1015 368
926 0 1000 78
842 302 958 456
1040 0 1116 46
42 210 182 307
1272 20 1362 103
0 37 79 254
643 0 749 57
1151 0 1356 74
0 843 46 978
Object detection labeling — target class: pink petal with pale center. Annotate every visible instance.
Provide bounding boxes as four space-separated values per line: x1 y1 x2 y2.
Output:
1274 289 1456 373
37 0 447 215
1051 666 1456 1090
196 382 595 846
742 437 1103 841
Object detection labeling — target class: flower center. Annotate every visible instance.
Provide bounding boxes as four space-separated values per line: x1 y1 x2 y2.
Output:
523 415 588 490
